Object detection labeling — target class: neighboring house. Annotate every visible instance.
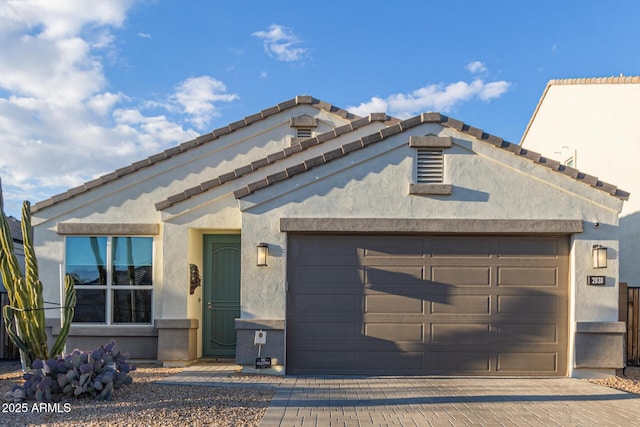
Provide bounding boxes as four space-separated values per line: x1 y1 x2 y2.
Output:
0 216 24 292
1 216 23 359
32 95 628 378
520 76 640 288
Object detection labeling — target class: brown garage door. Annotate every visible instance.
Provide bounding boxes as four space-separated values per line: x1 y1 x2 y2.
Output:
286 234 568 376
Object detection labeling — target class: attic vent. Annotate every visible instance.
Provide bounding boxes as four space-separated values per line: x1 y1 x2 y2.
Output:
416 149 444 184
297 128 312 138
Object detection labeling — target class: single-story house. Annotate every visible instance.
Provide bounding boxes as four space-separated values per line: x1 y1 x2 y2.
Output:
32 96 628 378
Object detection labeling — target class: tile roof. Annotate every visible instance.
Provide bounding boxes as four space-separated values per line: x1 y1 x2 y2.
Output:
520 76 640 144
155 113 399 210
231 112 629 201
547 76 640 86
31 96 359 213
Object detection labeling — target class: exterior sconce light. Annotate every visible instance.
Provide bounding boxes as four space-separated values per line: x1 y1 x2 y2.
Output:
257 243 268 266
592 245 607 269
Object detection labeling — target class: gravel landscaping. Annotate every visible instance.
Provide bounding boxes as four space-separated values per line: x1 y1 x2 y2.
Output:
0 362 274 427
1 360 639 426
587 367 640 395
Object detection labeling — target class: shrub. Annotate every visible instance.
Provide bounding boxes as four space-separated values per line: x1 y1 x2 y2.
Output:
4 340 135 402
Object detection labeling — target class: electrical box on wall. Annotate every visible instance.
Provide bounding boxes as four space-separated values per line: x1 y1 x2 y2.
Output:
254 330 267 345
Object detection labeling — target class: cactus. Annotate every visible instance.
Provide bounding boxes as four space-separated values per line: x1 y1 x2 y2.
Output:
4 340 135 402
0 178 76 367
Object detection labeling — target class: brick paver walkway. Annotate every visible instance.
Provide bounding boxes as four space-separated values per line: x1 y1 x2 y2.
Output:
262 376 640 426
160 364 640 426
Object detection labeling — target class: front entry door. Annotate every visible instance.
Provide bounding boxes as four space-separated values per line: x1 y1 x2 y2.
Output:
203 234 241 357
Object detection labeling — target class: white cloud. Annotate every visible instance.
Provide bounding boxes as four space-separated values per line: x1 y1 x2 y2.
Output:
348 97 389 118
172 76 239 130
138 32 151 39
466 61 487 74
478 81 511 101
348 79 511 119
252 24 308 62
86 92 124 116
0 2 238 216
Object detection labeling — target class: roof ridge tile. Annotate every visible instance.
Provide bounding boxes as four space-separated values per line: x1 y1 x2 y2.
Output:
379 124 403 138
34 94 628 214
399 116 422 130
548 76 640 86
421 112 442 123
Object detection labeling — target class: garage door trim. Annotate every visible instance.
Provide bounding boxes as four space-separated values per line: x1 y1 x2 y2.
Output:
280 218 583 234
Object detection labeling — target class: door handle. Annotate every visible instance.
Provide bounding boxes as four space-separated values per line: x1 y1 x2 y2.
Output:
207 301 214 310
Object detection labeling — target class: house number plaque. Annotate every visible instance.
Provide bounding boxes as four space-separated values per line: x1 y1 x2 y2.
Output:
587 275 605 286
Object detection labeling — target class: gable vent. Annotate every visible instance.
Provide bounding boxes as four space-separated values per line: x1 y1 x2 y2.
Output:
416 149 444 184
296 128 312 138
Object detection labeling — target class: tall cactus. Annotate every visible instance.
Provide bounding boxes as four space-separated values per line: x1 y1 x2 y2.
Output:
0 179 76 367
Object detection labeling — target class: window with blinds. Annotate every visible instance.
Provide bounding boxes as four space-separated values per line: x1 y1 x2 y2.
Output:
416 149 444 184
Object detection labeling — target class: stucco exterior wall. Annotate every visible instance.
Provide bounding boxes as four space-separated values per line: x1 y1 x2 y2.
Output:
30 104 353 362
32 105 352 317
521 83 639 285
239 123 623 375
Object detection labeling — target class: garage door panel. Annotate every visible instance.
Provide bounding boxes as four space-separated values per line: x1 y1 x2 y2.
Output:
295 351 357 370
429 351 491 372
364 352 424 370
365 266 425 286
498 267 558 287
294 236 358 256
498 294 559 314
365 294 424 314
287 234 568 376
431 323 490 343
432 266 491 286
497 352 558 373
497 324 559 344
291 322 359 342
431 295 490 314
363 237 425 257
294 265 360 285
365 323 424 342
497 238 561 258
431 237 492 258
293 294 359 314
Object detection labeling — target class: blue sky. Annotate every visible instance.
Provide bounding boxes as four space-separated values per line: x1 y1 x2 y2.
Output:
1 0 639 218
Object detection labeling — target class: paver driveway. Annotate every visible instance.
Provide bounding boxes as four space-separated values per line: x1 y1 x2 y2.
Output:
260 376 640 427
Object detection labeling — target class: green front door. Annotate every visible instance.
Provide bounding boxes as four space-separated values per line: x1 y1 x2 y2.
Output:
203 234 241 357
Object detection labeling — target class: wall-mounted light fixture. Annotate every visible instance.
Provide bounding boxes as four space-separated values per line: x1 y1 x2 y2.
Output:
257 243 268 266
592 245 607 269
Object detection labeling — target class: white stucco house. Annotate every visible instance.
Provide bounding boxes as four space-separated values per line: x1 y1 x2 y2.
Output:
520 76 640 288
32 95 627 378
